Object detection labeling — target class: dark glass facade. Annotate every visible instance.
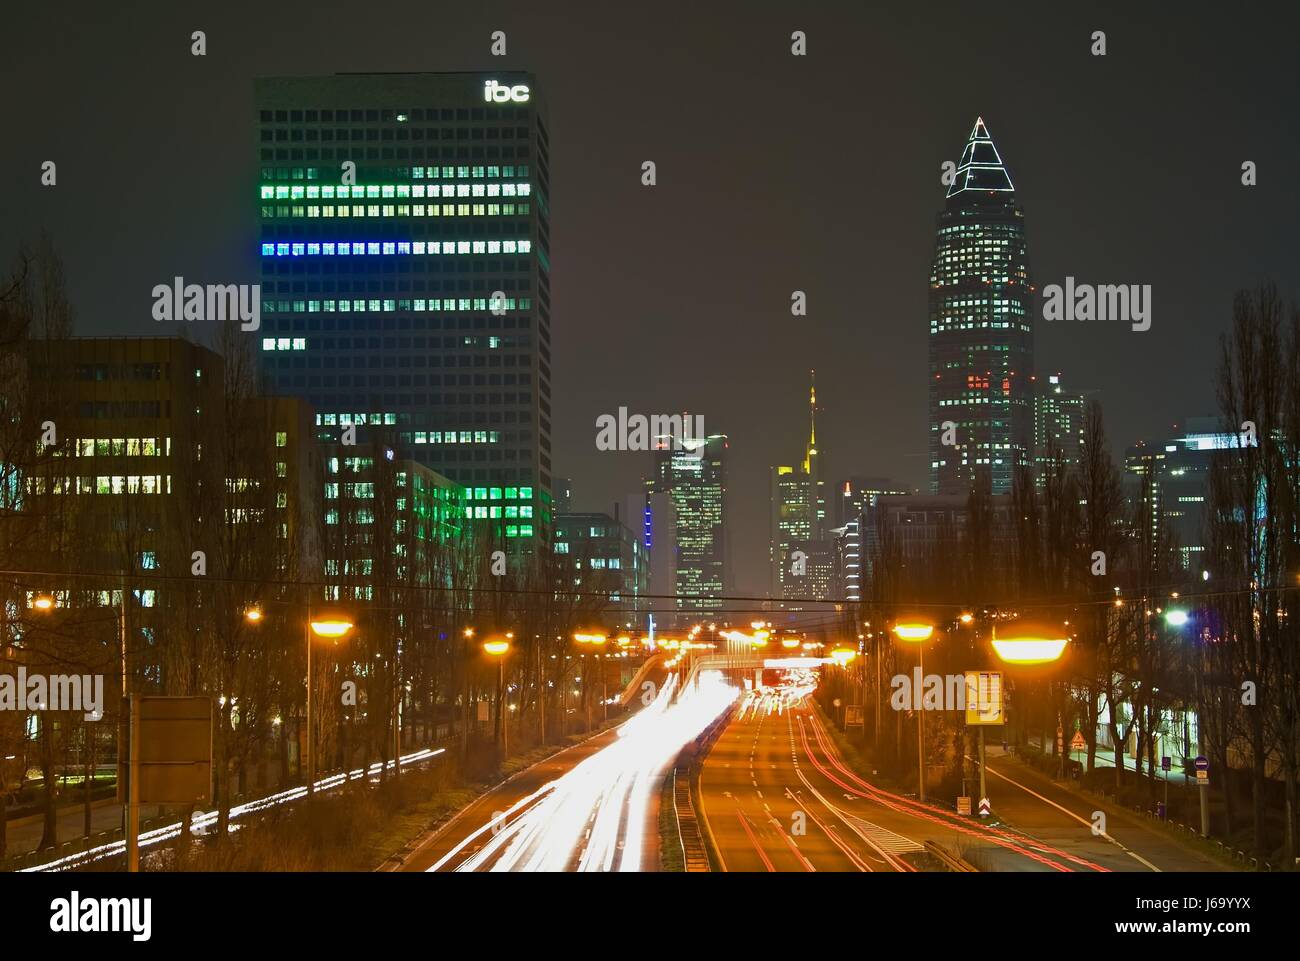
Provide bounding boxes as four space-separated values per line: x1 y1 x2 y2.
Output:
928 118 1033 495
254 71 553 542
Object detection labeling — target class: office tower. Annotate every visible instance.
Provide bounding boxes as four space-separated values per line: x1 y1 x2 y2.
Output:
770 374 832 606
628 489 677 615
928 117 1033 496
830 476 910 601
1124 417 1243 573
647 434 727 612
554 510 647 617
1032 372 1090 483
254 71 553 546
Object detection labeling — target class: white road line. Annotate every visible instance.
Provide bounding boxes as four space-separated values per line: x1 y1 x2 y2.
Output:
981 760 1161 872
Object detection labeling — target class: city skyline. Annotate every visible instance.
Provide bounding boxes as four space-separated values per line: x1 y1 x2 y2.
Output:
7 6 1298 599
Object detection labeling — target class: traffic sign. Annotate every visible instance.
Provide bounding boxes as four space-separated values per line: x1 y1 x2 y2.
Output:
1070 730 1087 753
957 796 972 816
1195 755 1209 784
978 797 991 817
964 671 1004 725
1161 755 1171 772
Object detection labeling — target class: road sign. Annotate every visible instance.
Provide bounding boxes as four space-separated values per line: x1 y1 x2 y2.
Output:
844 704 864 728
1195 755 1209 784
1070 730 1087 753
964 671 1004 725
957 796 972 816
122 696 213 805
1161 755 1172 772
978 797 991 817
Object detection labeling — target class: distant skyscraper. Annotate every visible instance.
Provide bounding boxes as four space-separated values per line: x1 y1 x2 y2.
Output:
254 71 554 545
1124 417 1242 573
648 434 727 612
929 117 1033 496
830 476 910 601
770 374 832 606
1033 372 1090 481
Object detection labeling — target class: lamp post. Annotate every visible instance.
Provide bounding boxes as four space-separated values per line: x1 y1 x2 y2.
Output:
991 623 1069 798
893 620 936 802
306 611 353 795
483 636 511 757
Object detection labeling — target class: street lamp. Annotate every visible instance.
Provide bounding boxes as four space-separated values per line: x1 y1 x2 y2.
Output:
483 636 511 756
306 612 353 793
893 619 936 801
991 623 1068 782
244 606 264 623
32 594 56 612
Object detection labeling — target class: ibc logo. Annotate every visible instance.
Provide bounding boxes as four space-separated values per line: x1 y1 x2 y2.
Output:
484 80 530 103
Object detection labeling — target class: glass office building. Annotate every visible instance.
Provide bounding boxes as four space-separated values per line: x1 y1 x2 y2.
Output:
928 117 1033 495
254 71 553 543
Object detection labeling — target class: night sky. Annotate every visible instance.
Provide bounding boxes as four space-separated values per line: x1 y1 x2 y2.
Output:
6 2 1298 597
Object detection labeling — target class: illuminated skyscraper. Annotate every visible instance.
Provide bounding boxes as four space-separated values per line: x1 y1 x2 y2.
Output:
648 434 727 611
254 71 553 544
928 117 1033 495
1032 371 1091 482
830 476 909 601
770 374 832 606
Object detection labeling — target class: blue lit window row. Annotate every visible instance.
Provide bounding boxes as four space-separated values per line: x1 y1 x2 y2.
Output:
260 182 530 200
263 297 529 314
261 239 531 257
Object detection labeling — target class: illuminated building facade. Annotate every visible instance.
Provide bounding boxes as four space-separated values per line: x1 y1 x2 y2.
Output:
1032 372 1091 483
554 510 647 615
830 476 909 601
254 71 553 545
929 117 1033 496
770 374 832 606
648 435 728 611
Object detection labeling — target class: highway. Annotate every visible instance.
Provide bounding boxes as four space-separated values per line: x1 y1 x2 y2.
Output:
407 671 736 872
698 682 1154 872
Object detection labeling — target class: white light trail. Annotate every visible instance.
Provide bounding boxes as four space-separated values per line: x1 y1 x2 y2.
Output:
25 748 444 872
432 671 737 872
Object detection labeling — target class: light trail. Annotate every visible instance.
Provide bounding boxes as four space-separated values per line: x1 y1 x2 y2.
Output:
431 671 738 872
25 748 444 873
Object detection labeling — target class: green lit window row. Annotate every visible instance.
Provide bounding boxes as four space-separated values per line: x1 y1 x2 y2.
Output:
262 202 528 219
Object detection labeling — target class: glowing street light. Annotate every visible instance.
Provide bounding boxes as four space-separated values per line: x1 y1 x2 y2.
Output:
891 619 936 801
32 594 56 612
894 621 936 642
483 637 511 755
960 612 974 625
990 631 1068 666
244 607 264 623
306 611 353 794
830 647 856 666
1164 609 1190 628
310 615 353 639
573 632 608 645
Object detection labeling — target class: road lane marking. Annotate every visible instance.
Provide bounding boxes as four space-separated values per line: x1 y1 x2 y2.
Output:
981 759 1161 872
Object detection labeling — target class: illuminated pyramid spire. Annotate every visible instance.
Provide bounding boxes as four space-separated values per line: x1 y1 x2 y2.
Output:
946 116 1015 199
